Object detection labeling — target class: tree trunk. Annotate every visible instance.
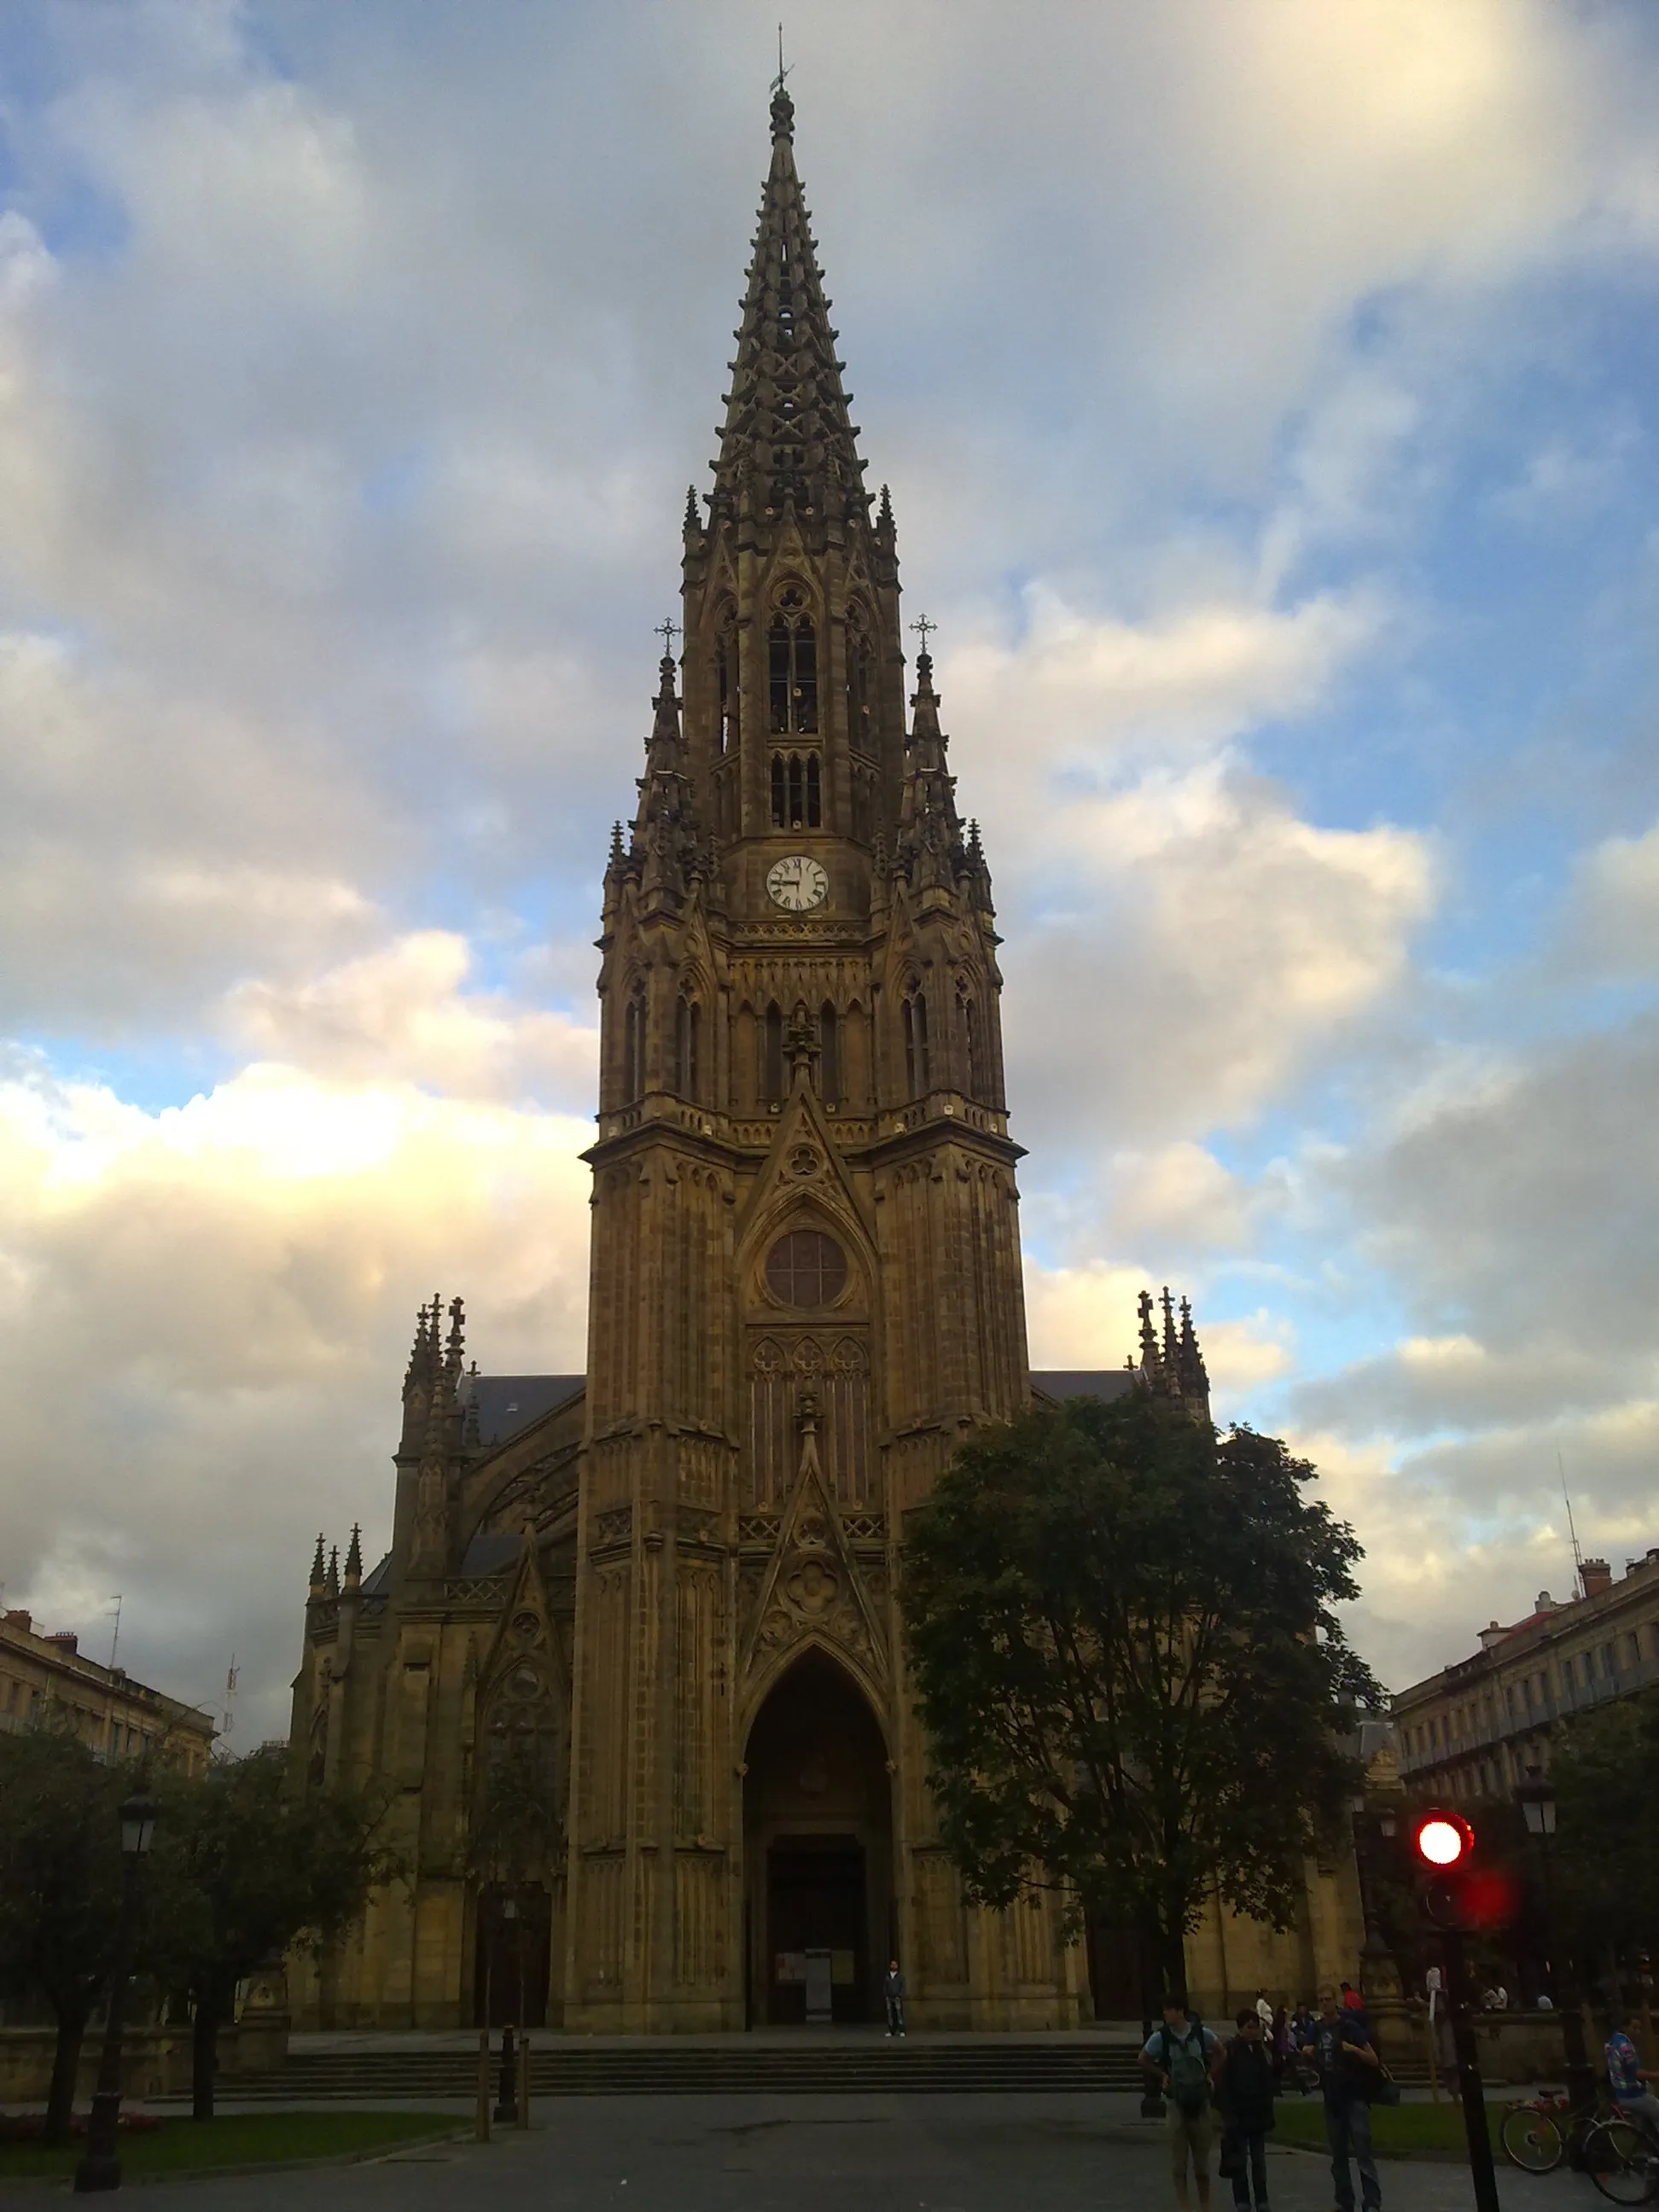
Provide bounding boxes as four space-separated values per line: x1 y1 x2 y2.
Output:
191 1986 223 2122
44 2005 87 2148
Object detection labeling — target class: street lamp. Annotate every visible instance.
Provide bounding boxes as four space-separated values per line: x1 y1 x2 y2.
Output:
1348 1791 1402 2001
1516 1767 1594 2120
73 1787 160 2196
493 1895 520 2124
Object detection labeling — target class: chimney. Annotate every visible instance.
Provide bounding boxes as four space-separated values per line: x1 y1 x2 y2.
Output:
1477 1620 1508 1651
1580 1559 1612 1600
46 1630 79 1655
3 1609 32 1633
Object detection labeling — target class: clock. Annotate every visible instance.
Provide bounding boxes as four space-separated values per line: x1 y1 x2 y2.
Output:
766 854 829 912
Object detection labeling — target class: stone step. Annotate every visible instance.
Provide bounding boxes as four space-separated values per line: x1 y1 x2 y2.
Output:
240 2041 1150 2098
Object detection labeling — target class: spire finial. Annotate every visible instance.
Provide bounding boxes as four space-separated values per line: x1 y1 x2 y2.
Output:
770 26 795 140
910 612 936 656
343 1524 363 1586
655 615 681 658
309 1533 326 1594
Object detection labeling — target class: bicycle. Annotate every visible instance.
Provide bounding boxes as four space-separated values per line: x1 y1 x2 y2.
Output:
1584 2107 1659 2205
1500 2086 1578 2174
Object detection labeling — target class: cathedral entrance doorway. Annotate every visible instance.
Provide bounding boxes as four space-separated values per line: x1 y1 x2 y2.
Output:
742 1650 892 2026
474 1883 551 2029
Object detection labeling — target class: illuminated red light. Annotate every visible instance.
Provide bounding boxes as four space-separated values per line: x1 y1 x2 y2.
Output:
1415 1813 1470 1867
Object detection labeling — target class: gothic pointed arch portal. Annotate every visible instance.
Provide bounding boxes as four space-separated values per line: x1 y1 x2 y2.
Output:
742 1648 894 2026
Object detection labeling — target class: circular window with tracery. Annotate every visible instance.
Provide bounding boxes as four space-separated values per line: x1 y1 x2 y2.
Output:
765 1230 847 1307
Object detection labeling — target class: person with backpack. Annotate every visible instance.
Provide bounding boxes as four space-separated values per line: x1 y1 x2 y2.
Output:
1215 2006 1278 2212
1143 1994 1222 2211
1315 1984 1383 2212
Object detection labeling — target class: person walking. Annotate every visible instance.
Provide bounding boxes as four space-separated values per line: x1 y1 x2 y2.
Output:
1254 1988 1274 2030
1315 1984 1383 2212
882 1959 906 2038
1606 2011 1659 2132
1143 1994 1221 2212
1216 2006 1277 2212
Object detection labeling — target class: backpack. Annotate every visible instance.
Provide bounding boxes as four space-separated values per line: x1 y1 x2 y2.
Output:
1160 2024 1213 2116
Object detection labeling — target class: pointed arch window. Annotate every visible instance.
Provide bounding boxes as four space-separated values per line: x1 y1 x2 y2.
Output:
763 1002 785 1104
768 593 818 732
622 983 647 1104
770 749 822 830
903 987 930 1099
819 1002 839 1109
958 985 981 1099
674 992 701 1103
847 610 875 754
713 616 739 758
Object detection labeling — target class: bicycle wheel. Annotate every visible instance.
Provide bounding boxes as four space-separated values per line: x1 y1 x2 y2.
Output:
1501 2102 1566 2174
1586 2117 1659 2204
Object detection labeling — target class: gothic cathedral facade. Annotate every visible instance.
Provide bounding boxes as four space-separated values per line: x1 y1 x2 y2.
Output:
288 87 1363 2033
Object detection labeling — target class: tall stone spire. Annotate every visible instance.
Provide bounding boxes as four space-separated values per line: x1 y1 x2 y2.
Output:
712 81 867 532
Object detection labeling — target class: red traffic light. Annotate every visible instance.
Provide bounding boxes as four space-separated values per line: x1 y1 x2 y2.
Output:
1412 1810 1473 1869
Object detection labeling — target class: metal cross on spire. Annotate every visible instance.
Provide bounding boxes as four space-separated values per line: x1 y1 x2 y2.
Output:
771 23 791 95
655 617 681 655
910 613 937 655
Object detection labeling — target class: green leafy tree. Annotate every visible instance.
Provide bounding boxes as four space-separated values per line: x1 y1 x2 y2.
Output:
901 1392 1379 1997
1551 1689 1659 1988
0 1726 133 2145
148 1745 396 2119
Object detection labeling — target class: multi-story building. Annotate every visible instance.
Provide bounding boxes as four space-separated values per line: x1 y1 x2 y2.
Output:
1394 1552 1659 1798
0 1608 215 1775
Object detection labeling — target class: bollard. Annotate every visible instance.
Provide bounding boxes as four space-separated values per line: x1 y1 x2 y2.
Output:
475 2025 491 2141
517 2029 531 2129
494 2022 519 2124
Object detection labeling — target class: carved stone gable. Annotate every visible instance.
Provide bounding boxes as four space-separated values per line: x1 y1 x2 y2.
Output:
739 1441 887 1688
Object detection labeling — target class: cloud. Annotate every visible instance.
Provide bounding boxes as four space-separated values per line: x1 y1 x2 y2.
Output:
0 1045 592 1740
224 933 598 1108
1000 759 1435 1150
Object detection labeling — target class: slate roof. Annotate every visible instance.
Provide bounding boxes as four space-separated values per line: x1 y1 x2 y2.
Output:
469 1375 584 1451
1030 1370 1138 1403
464 1369 1134 1458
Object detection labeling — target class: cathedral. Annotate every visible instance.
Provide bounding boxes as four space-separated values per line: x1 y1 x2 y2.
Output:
288 84 1363 2033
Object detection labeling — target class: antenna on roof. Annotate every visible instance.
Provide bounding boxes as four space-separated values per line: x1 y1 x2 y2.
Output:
107 1594 123 1671
1558 1451 1584 1579
221 1653 240 1745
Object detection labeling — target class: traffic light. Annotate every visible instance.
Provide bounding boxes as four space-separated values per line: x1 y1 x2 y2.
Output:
1412 1809 1475 1928
1410 1807 1516 1930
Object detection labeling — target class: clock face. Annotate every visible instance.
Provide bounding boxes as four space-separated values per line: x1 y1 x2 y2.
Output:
766 854 829 912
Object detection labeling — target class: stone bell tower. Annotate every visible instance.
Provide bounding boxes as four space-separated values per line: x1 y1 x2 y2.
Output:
561 79 1083 2033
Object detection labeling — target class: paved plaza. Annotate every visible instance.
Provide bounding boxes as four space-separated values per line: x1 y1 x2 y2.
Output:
106 2092 1598 2211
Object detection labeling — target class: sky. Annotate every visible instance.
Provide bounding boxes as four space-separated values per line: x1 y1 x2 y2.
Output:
3 0 1658 1747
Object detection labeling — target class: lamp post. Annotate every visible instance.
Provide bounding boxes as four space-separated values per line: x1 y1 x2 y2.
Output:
1516 1767 1596 2120
493 1895 520 2124
73 1787 160 2196
1349 1792 1403 2001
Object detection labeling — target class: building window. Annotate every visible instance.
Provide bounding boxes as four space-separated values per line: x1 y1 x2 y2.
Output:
770 749 821 829
819 1004 839 1108
714 618 739 756
622 985 647 1104
763 1004 785 1104
847 613 875 752
768 594 818 732
765 1230 848 1308
673 994 701 1102
903 988 929 1097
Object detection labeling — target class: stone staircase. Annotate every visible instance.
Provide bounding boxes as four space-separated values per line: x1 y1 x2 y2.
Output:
237 2036 1150 2099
